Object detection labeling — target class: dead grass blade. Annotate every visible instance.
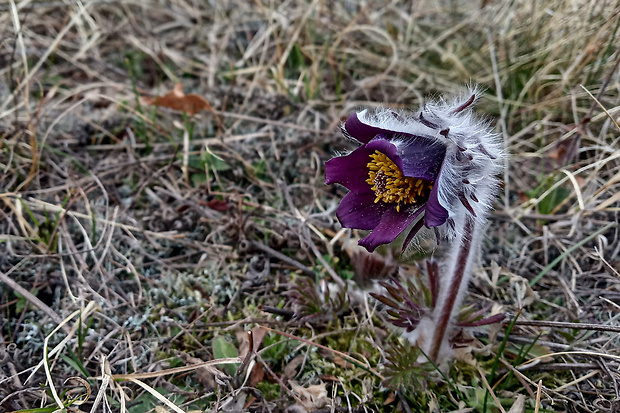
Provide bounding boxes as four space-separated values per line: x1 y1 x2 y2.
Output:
110 357 242 380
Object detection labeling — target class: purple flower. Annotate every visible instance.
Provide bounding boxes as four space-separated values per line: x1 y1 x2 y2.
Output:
326 88 503 253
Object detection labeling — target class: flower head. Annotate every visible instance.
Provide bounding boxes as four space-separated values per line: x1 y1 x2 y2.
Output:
326 87 503 252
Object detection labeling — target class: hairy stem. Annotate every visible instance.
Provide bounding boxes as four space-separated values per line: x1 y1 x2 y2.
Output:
428 218 475 362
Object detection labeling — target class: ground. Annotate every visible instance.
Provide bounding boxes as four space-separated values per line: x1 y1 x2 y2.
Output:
1 0 620 412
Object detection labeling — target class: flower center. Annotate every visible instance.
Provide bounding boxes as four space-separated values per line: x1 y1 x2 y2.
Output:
366 150 433 212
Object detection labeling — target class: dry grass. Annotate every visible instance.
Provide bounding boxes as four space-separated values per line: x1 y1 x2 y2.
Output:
1 0 620 412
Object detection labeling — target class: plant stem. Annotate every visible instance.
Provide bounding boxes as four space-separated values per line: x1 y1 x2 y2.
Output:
428 218 475 362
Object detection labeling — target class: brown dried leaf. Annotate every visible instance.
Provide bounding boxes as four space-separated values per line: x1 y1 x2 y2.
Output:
384 392 396 405
507 395 526 413
289 381 329 411
318 375 340 382
141 83 213 115
181 355 217 390
244 395 256 410
508 274 538 307
517 191 530 204
251 326 268 352
249 363 265 387
547 146 565 161
237 326 268 359
333 356 352 368
283 355 305 379
203 198 230 211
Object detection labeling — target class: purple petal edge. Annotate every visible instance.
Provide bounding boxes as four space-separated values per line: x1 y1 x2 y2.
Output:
325 146 373 192
345 113 395 144
424 159 449 227
401 214 426 253
358 207 425 252
365 138 404 172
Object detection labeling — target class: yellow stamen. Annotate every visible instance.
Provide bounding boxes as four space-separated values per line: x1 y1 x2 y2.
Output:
366 150 434 212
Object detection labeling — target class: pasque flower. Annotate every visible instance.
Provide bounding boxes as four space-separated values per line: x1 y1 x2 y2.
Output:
326 88 503 253
327 88 505 365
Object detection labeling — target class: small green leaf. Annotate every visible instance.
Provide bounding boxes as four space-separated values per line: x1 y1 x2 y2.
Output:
15 289 38 313
191 172 208 186
526 174 569 215
202 152 231 171
212 336 239 376
59 352 89 377
126 391 158 413
184 152 231 172
538 186 569 215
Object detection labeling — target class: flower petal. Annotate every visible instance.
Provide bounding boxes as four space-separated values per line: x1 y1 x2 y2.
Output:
325 146 373 191
366 134 445 182
345 112 395 144
424 161 449 227
365 138 404 171
358 207 425 252
337 191 390 230
398 137 446 181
